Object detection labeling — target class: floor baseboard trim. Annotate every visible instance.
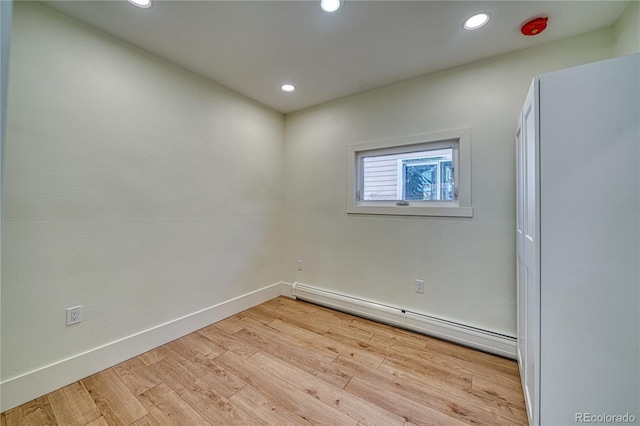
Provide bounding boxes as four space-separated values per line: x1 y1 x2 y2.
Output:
1 282 286 412
290 282 516 359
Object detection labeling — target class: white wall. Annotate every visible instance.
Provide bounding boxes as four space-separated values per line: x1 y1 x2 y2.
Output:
614 0 640 57
2 0 283 386
1 0 14 409
282 28 614 337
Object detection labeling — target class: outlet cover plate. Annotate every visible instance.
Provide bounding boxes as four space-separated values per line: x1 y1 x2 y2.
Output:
66 306 82 326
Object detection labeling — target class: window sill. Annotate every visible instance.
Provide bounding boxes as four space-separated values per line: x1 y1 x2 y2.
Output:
347 204 473 218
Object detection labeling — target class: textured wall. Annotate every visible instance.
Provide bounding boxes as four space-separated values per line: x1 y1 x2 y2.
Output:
614 0 640 57
2 2 284 381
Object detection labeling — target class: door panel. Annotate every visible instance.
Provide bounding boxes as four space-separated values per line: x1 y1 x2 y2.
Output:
521 79 539 426
515 120 525 375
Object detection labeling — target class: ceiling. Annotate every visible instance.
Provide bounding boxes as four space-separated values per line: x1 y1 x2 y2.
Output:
43 0 630 114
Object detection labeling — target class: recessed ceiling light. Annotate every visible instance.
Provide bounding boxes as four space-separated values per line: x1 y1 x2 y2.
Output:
128 0 153 9
464 13 490 30
321 0 341 13
281 84 296 92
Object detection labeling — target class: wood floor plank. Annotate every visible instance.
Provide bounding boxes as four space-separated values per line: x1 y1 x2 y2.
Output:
0 407 14 426
318 328 384 359
425 336 520 376
324 325 375 345
376 336 521 389
136 349 167 367
129 414 162 426
215 350 358 425
262 297 320 315
176 332 226 358
84 417 109 426
229 385 312 426
236 305 283 325
269 318 385 368
260 299 404 352
0 408 23 426
345 376 470 426
213 315 246 334
46 382 102 426
232 315 340 364
228 315 351 387
333 355 525 425
266 300 379 345
11 397 57 426
249 350 406 426
82 368 148 425
196 324 260 358
113 357 163 396
182 353 247 399
137 383 209 426
250 304 331 336
380 351 474 390
233 327 351 388
316 308 431 349
153 338 203 365
338 313 430 347
369 328 429 350
287 300 402 333
377 356 527 422
151 356 258 425
469 375 528 412
270 299 429 351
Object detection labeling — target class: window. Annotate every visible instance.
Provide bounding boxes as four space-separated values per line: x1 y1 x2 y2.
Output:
347 128 472 217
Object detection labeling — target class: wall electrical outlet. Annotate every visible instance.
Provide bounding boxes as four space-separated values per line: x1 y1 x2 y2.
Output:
297 260 304 271
415 279 424 294
66 306 82 326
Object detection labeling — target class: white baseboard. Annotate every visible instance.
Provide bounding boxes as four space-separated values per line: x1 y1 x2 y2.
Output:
280 281 294 298
290 282 516 359
1 282 287 412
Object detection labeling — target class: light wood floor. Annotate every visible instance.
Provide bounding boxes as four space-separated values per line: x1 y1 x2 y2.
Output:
1 297 527 425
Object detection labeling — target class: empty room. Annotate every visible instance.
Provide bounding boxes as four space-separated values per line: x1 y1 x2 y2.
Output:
1 0 638 425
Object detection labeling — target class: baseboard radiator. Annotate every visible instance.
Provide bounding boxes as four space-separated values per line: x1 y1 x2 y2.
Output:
291 282 516 359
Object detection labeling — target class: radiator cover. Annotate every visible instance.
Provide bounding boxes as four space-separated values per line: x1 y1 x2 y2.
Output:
291 282 516 359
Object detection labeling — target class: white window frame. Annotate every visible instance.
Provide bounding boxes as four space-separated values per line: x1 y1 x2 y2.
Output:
346 128 473 217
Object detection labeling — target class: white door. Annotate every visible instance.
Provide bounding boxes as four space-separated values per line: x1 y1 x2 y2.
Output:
521 79 540 426
515 117 525 375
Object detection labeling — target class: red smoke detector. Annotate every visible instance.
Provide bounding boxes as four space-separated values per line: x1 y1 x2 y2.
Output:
521 17 548 36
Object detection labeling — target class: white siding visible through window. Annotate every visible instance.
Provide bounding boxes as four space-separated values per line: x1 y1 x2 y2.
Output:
362 155 398 200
